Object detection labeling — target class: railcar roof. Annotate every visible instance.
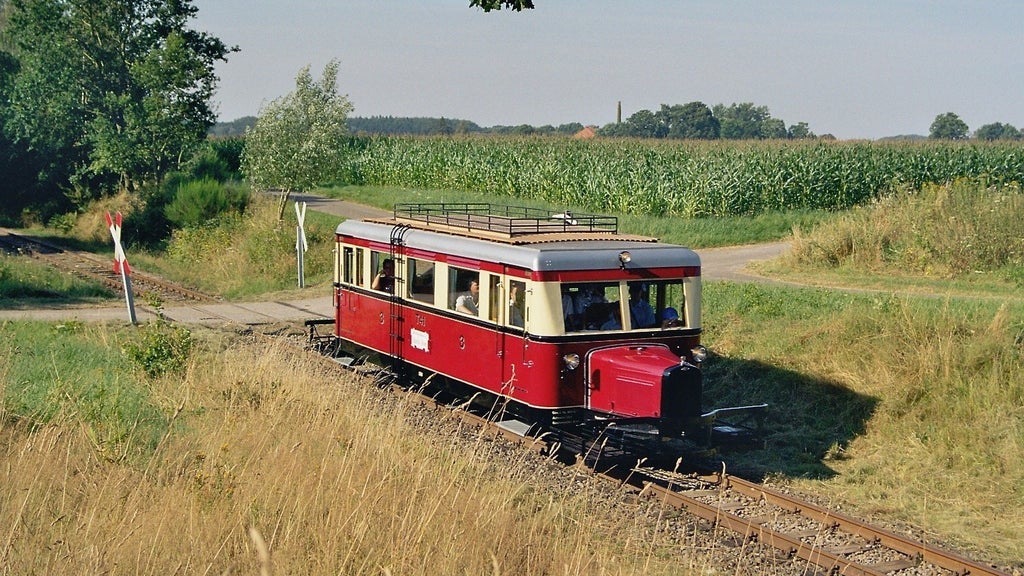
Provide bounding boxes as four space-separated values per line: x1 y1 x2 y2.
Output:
337 219 701 272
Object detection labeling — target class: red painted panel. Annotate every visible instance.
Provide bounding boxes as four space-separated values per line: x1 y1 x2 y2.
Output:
534 266 700 282
587 345 679 418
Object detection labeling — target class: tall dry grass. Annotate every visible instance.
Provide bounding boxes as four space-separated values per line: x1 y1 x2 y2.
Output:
785 179 1024 279
705 281 1024 565
1 334 722 575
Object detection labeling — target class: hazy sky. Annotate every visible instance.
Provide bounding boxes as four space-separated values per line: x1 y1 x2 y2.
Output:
192 1 1023 140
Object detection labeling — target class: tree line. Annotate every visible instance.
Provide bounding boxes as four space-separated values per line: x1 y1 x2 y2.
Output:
597 102 820 140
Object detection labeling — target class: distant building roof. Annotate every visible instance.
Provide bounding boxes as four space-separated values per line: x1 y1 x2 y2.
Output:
573 126 598 139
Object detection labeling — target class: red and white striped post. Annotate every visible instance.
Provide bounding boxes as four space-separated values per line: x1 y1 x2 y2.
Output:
295 201 308 288
105 211 137 324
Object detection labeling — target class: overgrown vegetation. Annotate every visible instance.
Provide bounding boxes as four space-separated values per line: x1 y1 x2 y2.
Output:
0 255 112 305
0 321 171 462
163 177 249 228
139 195 335 298
762 179 1024 295
123 320 194 377
703 283 1024 562
0 331 718 574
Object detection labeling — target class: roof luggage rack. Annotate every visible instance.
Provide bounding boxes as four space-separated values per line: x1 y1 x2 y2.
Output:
392 202 618 236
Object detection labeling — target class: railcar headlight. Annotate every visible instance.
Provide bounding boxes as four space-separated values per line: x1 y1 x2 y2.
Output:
563 353 581 371
689 346 708 364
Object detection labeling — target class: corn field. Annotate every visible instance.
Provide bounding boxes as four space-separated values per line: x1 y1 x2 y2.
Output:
345 137 1024 217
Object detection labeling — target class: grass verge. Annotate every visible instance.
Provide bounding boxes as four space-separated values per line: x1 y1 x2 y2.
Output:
0 255 114 307
703 282 1024 564
1 323 753 575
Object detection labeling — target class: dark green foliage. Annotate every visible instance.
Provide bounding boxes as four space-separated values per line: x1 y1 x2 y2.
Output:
470 0 534 11
3 0 235 202
207 116 256 138
164 178 249 228
930 112 970 140
347 116 484 135
186 138 245 182
661 102 720 140
975 122 1022 141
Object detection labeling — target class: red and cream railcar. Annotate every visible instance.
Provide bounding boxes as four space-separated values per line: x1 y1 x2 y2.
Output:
330 204 714 437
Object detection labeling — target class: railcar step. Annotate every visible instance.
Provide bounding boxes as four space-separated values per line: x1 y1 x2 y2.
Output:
331 356 356 367
495 419 533 437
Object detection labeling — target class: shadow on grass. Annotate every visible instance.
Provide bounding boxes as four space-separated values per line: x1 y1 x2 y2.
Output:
703 352 878 481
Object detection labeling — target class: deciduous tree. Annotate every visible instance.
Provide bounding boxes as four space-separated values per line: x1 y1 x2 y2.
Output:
241 60 355 219
4 0 234 203
470 0 534 11
929 112 969 140
974 122 1021 141
659 102 720 140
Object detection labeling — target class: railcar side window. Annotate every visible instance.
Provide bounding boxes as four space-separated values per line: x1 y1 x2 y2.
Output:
342 247 354 284
448 267 480 316
487 274 501 323
407 258 434 304
508 279 526 328
370 251 395 294
341 247 364 286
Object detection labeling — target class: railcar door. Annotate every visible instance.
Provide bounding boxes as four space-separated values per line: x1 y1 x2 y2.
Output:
500 272 529 395
338 245 363 339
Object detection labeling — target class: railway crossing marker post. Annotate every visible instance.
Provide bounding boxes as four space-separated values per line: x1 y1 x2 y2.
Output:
295 201 308 288
105 211 137 325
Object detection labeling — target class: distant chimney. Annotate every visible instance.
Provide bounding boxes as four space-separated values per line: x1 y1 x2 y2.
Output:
617 101 622 124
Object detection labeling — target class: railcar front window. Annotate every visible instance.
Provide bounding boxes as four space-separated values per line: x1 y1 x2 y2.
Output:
561 280 686 333
562 283 621 331
630 279 686 329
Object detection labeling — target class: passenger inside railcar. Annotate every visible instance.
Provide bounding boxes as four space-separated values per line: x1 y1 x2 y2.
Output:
509 281 525 327
661 306 682 328
599 303 622 330
562 284 610 331
627 282 657 328
371 257 395 294
454 277 480 316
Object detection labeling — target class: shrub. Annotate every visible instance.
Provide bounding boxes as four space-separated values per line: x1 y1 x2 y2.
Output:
123 321 194 378
164 178 250 228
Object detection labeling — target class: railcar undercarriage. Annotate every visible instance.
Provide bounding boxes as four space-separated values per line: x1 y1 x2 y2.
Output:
306 320 765 464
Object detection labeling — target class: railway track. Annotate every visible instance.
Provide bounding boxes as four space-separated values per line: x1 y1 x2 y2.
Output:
456 403 1012 576
0 227 217 304
305 332 1013 576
